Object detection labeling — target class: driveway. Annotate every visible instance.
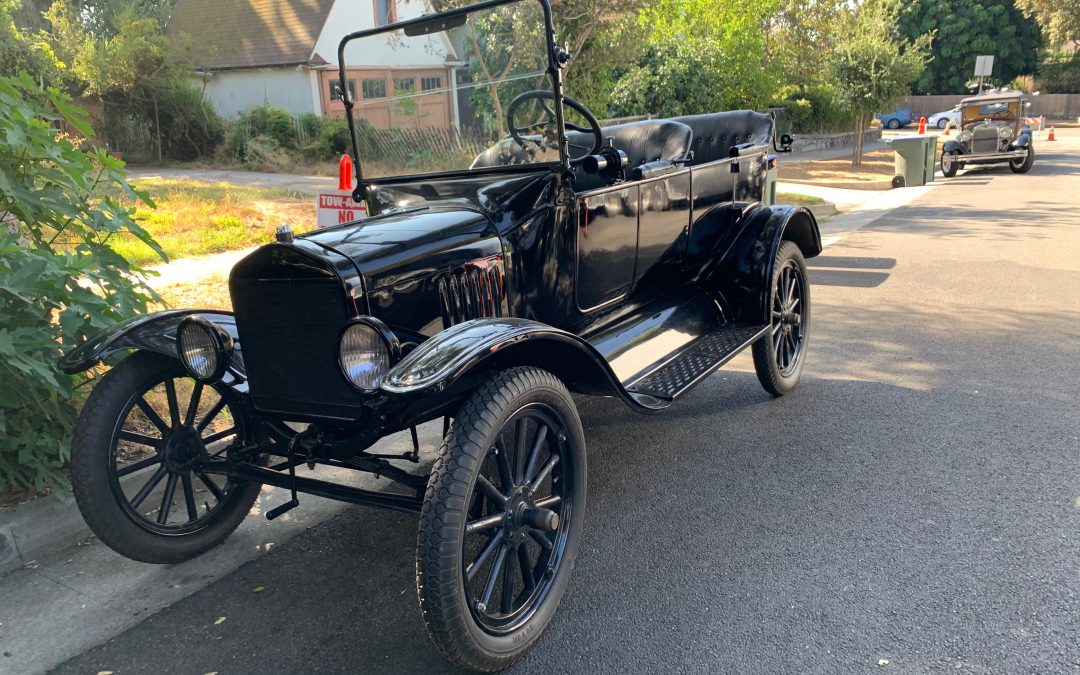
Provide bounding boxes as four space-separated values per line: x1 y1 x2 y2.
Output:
17 134 1080 673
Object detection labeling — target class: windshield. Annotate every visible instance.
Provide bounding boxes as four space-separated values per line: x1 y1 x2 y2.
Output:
962 99 1020 124
336 0 561 180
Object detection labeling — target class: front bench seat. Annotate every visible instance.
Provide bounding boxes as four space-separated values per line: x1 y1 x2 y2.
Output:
471 119 693 192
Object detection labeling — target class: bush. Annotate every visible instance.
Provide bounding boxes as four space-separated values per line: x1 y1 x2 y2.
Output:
223 106 362 165
0 74 163 491
1040 53 1080 94
304 117 353 160
770 84 854 134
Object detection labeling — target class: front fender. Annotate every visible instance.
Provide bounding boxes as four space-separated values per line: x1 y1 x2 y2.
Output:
712 204 821 324
1012 132 1032 149
381 318 663 412
942 139 964 154
58 309 239 375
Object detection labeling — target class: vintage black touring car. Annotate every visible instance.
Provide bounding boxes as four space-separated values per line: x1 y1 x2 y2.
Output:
940 89 1035 177
60 0 821 669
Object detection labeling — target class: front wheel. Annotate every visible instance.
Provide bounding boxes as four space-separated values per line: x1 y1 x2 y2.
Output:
937 118 949 129
71 351 260 564
752 241 810 396
887 118 901 129
941 149 961 178
1010 146 1034 173
417 367 586 671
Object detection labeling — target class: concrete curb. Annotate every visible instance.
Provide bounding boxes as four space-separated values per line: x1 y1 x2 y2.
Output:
0 491 90 575
807 202 838 218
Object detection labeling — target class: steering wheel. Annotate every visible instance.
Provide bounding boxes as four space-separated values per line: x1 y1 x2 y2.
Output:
506 90 602 164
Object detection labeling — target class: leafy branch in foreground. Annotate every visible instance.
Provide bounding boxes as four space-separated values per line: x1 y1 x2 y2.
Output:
0 72 164 491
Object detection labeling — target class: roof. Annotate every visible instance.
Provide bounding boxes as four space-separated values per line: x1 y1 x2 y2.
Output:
168 0 335 70
960 89 1026 105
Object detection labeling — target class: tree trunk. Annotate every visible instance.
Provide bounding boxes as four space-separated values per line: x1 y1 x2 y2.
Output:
851 112 865 167
153 98 163 163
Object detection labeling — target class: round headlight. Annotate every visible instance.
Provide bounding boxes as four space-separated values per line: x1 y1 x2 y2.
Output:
177 317 231 382
338 318 397 391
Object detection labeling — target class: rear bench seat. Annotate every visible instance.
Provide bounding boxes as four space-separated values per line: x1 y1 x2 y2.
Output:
672 111 775 166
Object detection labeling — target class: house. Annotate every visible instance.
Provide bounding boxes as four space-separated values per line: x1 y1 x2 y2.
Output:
168 0 463 130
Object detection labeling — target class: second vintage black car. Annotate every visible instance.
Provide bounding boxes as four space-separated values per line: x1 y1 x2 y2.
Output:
59 0 821 669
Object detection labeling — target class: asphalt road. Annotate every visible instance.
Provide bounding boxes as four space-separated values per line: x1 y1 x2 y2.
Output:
56 140 1080 674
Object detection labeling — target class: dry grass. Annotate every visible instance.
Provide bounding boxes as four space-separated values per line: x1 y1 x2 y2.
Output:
780 149 896 190
775 191 825 207
152 272 233 312
112 179 317 266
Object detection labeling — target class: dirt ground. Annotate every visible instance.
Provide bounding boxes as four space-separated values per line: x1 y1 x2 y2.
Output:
781 148 896 190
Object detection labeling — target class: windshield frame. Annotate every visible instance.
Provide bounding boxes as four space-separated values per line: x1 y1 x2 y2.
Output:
335 0 569 189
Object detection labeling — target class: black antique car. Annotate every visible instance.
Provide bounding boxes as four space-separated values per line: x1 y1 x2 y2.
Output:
59 0 821 669
940 90 1035 177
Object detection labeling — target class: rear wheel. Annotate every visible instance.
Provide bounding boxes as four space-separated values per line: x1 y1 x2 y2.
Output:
71 351 260 564
937 118 949 129
941 149 961 177
887 118 901 129
1010 146 1034 173
753 241 810 397
417 367 586 671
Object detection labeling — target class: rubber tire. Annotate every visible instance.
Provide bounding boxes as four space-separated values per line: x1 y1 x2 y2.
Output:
887 118 901 129
941 149 960 178
937 118 949 129
752 241 810 397
417 367 587 672
71 351 261 564
1010 146 1034 173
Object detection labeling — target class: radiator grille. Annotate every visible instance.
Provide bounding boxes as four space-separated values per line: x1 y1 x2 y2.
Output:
438 256 507 328
972 126 999 154
230 261 361 418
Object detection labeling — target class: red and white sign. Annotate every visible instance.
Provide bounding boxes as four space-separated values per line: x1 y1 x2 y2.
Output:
316 154 367 228
317 190 366 228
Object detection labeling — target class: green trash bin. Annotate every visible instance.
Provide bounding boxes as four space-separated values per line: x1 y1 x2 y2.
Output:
886 135 934 187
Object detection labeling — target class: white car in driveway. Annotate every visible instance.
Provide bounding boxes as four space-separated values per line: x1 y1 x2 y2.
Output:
928 106 962 129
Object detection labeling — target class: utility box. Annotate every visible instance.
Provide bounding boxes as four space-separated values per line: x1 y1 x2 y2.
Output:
886 135 936 187
763 154 779 205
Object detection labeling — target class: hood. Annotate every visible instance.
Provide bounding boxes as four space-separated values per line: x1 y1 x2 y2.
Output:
301 204 497 291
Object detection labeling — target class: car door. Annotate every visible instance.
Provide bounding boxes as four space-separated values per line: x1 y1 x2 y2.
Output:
576 185 638 311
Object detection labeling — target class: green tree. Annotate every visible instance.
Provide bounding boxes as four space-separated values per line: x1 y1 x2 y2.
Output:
0 73 164 491
893 0 1043 94
611 0 782 117
830 5 927 165
1013 0 1080 46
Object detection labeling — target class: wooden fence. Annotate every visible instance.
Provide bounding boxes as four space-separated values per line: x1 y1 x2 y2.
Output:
900 94 1080 120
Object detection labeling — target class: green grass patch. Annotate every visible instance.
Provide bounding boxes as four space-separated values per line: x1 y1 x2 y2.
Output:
775 191 826 207
110 179 317 265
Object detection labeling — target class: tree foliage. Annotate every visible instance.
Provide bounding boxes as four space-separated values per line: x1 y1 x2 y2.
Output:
1013 0 1080 46
830 5 927 164
0 73 163 491
611 0 782 117
892 0 1042 94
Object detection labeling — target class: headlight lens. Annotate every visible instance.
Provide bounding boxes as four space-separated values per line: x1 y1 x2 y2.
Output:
339 321 391 391
177 318 230 381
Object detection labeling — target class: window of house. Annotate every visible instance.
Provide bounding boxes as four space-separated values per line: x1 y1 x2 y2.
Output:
374 0 397 26
329 79 356 102
361 78 387 99
420 76 442 92
393 77 415 95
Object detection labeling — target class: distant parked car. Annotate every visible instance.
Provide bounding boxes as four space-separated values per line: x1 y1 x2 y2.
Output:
876 108 915 129
928 105 962 129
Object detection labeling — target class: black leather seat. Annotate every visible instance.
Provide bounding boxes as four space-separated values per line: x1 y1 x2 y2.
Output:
672 111 774 165
471 119 693 192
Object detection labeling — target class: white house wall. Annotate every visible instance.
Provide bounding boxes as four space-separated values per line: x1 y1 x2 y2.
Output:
199 68 317 118
313 0 452 68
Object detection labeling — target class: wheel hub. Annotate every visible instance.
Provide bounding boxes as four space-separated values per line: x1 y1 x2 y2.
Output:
162 425 204 471
503 487 558 544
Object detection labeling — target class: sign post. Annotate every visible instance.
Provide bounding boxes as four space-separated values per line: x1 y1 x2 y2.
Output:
317 154 366 228
973 55 994 93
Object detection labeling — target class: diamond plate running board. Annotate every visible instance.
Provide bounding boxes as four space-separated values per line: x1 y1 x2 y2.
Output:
625 323 768 401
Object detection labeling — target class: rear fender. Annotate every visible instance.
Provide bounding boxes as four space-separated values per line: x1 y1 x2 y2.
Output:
381 318 660 412
712 204 821 324
59 309 240 376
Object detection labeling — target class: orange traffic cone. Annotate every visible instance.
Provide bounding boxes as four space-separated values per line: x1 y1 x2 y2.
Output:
1047 126 1056 141
917 117 927 134
943 126 950 136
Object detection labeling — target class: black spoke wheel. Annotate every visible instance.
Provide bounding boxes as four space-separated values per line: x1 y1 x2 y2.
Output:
417 367 586 671
752 241 810 396
71 351 261 563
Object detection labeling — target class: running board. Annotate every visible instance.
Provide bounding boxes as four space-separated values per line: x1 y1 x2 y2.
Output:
625 324 768 402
